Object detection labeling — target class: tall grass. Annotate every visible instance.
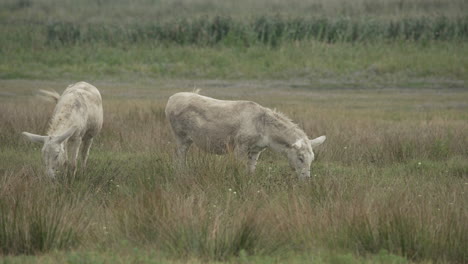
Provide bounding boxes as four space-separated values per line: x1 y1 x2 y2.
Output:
1 1 466 83
331 187 467 261
0 168 92 255
2 16 467 48
0 82 466 262
1 0 467 49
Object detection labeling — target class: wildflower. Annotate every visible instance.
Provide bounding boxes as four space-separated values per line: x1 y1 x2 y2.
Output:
344 146 347 150
418 162 421 166
228 188 232 192
233 191 237 195
116 184 120 188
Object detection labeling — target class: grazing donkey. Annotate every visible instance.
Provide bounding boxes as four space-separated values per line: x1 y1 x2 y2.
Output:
22 82 103 178
165 92 326 179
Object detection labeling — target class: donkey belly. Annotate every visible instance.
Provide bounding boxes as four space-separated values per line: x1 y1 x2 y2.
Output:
190 120 238 155
194 140 229 154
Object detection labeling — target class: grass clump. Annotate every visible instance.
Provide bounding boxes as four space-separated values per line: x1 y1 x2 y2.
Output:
0 169 90 255
334 193 467 263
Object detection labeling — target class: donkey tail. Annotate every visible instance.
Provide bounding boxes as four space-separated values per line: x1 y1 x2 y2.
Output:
38 89 60 103
192 87 201 94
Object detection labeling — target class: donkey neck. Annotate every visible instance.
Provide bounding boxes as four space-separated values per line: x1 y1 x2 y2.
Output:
263 110 307 153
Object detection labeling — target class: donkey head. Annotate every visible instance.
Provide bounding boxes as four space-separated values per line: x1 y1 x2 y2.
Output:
287 135 326 179
22 126 77 178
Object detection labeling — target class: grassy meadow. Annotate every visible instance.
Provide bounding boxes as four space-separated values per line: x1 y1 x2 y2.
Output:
1 0 468 263
1 80 467 263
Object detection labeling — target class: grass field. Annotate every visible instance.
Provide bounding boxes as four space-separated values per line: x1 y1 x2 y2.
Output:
1 0 467 86
1 80 467 263
1 0 467 263
1 42 467 88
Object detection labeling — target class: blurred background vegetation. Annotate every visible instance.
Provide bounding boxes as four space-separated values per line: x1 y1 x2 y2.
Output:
0 0 467 84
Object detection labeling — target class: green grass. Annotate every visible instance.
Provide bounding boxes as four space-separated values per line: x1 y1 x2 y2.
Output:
1 0 467 85
1 81 467 263
0 249 413 264
1 41 467 86
7 16 465 47
1 0 467 22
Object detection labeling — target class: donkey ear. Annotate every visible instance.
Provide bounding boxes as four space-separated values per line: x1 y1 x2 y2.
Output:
22 132 47 144
310 135 326 148
53 126 77 144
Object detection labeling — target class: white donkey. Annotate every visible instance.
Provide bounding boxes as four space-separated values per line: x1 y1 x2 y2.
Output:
22 82 103 178
165 92 326 179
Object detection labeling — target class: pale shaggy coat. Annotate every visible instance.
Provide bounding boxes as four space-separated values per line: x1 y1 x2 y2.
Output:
165 92 326 178
22 82 103 178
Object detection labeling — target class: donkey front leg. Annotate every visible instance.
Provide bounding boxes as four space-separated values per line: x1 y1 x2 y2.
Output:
67 138 82 176
80 137 93 170
233 145 260 174
247 151 263 174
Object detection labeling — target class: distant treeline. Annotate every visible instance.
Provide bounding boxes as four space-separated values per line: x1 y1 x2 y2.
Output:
11 16 468 46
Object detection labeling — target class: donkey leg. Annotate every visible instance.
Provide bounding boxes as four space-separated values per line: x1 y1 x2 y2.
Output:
175 136 192 169
233 145 254 173
68 138 82 177
247 151 262 174
80 137 93 170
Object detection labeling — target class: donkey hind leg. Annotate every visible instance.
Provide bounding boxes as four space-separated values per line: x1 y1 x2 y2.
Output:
175 135 193 169
81 137 94 170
